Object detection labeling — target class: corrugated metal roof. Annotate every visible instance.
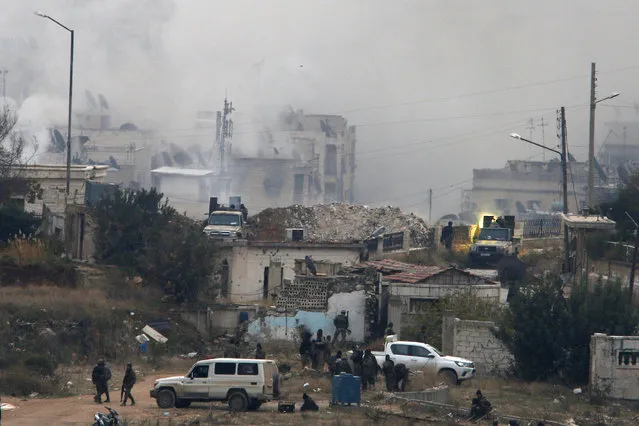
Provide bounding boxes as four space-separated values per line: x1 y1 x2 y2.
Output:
561 214 616 229
349 259 498 284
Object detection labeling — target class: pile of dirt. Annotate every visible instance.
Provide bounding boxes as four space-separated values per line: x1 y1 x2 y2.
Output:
249 204 433 246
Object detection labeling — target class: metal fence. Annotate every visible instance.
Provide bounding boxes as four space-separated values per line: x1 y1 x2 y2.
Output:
522 216 562 238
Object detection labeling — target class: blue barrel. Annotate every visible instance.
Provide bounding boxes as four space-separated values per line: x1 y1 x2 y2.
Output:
239 311 249 322
331 373 361 406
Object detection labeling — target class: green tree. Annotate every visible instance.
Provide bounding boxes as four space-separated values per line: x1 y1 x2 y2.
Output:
564 278 639 383
500 277 570 381
92 188 215 302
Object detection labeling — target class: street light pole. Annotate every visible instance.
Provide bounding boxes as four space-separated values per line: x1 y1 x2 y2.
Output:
35 11 74 196
587 62 620 209
510 108 570 273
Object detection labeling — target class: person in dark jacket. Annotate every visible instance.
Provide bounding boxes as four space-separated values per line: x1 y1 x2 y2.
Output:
300 392 319 412
361 349 379 391
121 362 136 406
394 363 408 392
441 221 454 250
329 351 342 375
92 359 112 403
382 355 395 392
337 356 352 375
299 331 312 368
469 389 492 420
384 322 395 337
350 349 364 378
255 343 266 359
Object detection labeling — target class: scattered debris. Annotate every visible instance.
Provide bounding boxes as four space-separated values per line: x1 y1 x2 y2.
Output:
29 392 38 398
250 204 432 245
572 388 582 395
1 402 17 411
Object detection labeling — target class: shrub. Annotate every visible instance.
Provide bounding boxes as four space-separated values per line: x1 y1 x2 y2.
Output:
25 354 58 377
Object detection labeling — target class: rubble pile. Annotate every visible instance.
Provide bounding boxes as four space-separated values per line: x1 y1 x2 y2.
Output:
250 204 432 246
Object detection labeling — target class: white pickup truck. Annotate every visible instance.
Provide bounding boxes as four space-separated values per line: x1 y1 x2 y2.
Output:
373 336 476 385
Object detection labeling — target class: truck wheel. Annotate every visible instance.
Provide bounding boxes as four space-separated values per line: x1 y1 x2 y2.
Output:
228 392 248 412
247 398 262 410
437 370 458 386
175 399 191 408
156 389 176 408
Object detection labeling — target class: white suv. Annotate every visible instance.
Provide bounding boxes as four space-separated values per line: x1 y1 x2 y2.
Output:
150 358 280 411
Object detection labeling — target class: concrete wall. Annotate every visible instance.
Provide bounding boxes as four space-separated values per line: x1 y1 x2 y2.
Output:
442 314 514 376
590 333 639 400
213 244 362 303
247 290 367 341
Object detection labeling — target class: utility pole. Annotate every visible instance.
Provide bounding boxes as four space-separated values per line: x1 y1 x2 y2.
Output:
0 69 7 98
560 106 571 274
588 62 597 209
539 117 548 161
428 188 433 224
218 98 234 173
626 212 639 303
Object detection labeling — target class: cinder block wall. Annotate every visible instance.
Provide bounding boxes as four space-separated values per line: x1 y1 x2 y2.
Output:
442 312 514 376
590 333 639 400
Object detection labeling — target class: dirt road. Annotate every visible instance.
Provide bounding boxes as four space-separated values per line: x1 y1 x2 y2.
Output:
1 373 374 426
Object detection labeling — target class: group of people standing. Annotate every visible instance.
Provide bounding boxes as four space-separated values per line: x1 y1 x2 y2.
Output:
91 359 136 406
299 327 409 393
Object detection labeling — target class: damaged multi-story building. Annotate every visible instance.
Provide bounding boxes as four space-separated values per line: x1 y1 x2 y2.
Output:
228 108 357 211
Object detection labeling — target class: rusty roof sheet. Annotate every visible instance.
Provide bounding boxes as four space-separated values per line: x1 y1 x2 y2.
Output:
349 259 499 284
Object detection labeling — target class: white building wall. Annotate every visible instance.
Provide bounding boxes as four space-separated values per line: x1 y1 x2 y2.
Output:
590 333 639 400
224 245 361 303
247 290 367 341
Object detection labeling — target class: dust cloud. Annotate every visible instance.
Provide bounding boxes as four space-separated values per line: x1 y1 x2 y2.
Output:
2 0 639 218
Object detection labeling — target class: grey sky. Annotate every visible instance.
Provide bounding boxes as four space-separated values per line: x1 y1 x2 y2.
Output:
2 0 639 218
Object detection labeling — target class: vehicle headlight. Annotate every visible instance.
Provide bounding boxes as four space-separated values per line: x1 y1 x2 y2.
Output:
454 361 474 368
470 245 478 252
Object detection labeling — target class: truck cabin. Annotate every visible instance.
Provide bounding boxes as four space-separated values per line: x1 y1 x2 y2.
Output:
208 211 243 227
477 227 511 241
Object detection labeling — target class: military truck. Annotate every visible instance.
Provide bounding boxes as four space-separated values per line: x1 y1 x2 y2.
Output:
203 197 248 239
468 215 520 265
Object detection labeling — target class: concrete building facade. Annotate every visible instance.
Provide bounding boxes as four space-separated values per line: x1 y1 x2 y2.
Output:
211 240 364 304
463 160 586 217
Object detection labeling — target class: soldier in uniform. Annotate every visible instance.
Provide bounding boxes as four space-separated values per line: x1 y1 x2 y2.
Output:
361 349 379 391
394 363 408 392
92 359 112 403
333 311 349 344
469 389 492 420
382 355 395 392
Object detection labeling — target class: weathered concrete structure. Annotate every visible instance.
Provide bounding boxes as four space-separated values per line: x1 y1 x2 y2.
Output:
210 240 364 303
590 333 639 400
442 313 514 376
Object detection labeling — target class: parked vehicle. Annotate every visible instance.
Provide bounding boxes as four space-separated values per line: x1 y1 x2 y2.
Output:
92 406 120 426
372 336 475 385
150 358 280 412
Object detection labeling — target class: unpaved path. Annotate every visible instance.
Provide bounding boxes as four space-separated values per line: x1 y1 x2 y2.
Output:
1 373 349 425
2 373 194 425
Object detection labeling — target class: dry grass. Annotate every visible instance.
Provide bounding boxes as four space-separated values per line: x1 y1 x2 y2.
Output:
1 233 50 266
0 285 135 314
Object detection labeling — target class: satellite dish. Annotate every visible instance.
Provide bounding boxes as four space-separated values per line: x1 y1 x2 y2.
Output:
369 226 385 239
98 94 110 111
305 256 317 276
85 90 98 111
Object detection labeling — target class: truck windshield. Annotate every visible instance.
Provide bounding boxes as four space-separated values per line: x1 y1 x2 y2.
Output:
209 213 240 226
478 228 509 241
